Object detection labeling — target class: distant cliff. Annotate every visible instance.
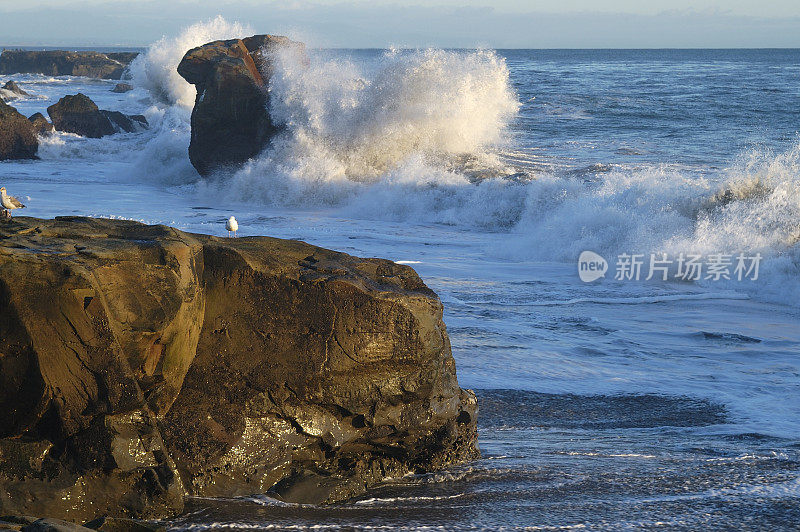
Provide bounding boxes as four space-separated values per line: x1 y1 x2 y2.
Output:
0 50 139 79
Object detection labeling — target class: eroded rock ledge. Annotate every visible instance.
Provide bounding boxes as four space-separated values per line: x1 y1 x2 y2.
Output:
0 217 478 521
0 50 138 79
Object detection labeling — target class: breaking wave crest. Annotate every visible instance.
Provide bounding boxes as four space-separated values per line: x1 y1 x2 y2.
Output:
219 45 521 207
129 19 800 305
128 16 253 108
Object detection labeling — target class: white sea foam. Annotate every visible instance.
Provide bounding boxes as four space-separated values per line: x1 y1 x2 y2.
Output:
128 16 253 108
213 46 520 207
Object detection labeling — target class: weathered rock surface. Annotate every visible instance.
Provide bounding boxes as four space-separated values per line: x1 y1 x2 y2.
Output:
0 100 37 159
110 83 133 94
177 35 304 176
46 94 147 138
28 113 54 135
0 217 478 521
0 51 138 79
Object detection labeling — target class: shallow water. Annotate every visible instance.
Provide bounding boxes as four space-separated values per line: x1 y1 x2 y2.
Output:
1 36 799 530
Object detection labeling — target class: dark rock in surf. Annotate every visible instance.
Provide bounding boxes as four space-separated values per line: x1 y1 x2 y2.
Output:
176 34 305 176
46 93 147 137
0 50 138 80
1 81 29 98
83 517 164 532
19 519 93 532
0 99 38 159
0 216 478 520
28 113 54 135
111 83 133 93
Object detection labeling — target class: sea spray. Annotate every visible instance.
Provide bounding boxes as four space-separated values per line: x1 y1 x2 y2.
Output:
125 17 254 183
128 16 253 108
219 46 521 205
124 28 799 305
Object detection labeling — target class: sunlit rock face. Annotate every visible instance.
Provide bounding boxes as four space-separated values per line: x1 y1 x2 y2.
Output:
0 216 478 521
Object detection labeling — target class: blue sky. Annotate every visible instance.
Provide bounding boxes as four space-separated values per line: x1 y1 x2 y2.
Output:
0 1 798 48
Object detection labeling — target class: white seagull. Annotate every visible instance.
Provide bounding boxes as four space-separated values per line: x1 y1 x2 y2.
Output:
226 216 238 237
0 187 26 218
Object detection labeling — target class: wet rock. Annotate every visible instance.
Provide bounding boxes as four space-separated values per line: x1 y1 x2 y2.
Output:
46 93 147 137
20 519 93 532
83 517 164 532
0 217 478 519
177 34 305 175
0 517 39 527
1 81 29 99
0 99 37 159
0 50 138 79
110 83 133 94
0 515 35 531
28 113 54 135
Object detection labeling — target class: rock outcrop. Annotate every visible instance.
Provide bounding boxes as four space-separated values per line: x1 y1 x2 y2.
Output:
0 217 479 521
29 112 55 135
111 83 133 93
0 50 138 79
46 94 147 138
0 99 37 159
177 35 303 176
1 80 30 100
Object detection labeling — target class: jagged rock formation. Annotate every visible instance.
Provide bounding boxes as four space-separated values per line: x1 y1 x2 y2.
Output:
29 112 55 135
176 35 304 176
1 80 30 100
0 217 478 521
0 50 138 79
0 99 37 159
46 93 147 137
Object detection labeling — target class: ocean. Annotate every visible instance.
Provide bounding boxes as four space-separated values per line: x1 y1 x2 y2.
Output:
2 19 799 530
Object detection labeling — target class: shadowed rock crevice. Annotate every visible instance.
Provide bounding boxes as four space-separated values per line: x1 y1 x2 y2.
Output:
0 217 478 521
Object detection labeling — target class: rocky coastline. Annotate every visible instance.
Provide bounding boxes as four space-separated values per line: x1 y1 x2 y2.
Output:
0 50 138 80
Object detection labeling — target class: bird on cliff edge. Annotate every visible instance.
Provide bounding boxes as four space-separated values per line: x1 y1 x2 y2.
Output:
0 187 25 219
226 216 238 237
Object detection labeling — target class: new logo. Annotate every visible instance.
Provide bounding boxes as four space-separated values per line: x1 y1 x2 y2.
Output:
578 251 608 282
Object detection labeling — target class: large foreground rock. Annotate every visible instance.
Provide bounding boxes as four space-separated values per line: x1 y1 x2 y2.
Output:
47 94 146 137
177 35 303 176
0 50 138 79
0 100 37 159
0 217 478 521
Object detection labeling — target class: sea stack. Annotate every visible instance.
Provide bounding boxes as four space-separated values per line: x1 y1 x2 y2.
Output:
177 35 304 176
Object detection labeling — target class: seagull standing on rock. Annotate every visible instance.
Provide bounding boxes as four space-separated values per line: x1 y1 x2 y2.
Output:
0 187 25 219
226 216 238 237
